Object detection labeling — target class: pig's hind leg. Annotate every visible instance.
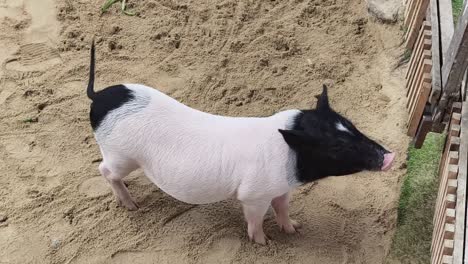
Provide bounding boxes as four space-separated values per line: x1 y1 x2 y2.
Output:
98 157 139 210
271 192 302 233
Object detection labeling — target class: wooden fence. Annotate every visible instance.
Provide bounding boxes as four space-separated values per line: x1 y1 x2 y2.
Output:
403 0 468 263
403 0 450 147
431 103 465 264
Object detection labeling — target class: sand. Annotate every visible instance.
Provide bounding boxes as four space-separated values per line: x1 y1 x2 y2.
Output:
0 0 410 263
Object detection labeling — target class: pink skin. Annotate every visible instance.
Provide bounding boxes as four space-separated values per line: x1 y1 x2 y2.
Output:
271 192 302 233
242 202 270 245
382 152 395 171
99 162 139 210
242 192 301 245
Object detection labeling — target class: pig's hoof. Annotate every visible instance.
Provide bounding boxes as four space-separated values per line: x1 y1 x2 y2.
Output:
117 198 139 211
280 220 302 234
124 200 139 211
252 235 267 245
291 219 302 229
249 233 270 245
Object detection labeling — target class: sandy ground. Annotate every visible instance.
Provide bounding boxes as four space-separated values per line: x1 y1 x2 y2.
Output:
0 0 410 263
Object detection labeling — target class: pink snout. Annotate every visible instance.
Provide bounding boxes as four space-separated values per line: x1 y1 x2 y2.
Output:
382 153 395 171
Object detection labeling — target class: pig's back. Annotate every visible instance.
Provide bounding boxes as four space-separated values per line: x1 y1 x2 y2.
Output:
94 84 299 204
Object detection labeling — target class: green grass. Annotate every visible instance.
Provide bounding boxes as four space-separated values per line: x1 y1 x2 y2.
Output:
386 133 445 264
101 0 135 16
452 0 464 25
402 49 412 64
22 117 38 123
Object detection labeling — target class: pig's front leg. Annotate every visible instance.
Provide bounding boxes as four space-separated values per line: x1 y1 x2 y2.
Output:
271 192 301 233
242 201 270 245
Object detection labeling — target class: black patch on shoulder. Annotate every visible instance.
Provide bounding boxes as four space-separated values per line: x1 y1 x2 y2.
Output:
89 84 134 130
289 111 322 183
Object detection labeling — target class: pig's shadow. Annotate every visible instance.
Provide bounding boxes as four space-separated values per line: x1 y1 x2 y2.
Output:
124 171 305 245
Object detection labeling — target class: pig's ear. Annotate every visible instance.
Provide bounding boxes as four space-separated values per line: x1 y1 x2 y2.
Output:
278 129 312 147
315 84 330 111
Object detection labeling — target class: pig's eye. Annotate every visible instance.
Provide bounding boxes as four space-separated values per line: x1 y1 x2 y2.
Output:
335 122 353 135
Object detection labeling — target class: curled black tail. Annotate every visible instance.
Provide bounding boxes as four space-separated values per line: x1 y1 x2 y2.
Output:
87 38 96 100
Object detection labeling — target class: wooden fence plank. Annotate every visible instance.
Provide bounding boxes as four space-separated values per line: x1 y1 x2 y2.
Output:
462 68 468 100
450 124 461 136
405 42 432 91
452 101 468 263
435 1 467 124
405 0 420 28
406 24 431 79
442 137 462 172
408 82 432 136
443 239 454 255
435 134 460 228
453 112 462 126
439 107 462 175
442 255 453 264
406 34 431 82
435 223 456 263
442 256 453 264
447 194 457 209
406 0 431 49
408 70 432 113
446 223 455 239
439 0 455 58
435 165 459 231
406 0 423 38
428 0 442 105
435 155 457 220
442 17 468 94
407 53 432 103
433 194 457 260
447 179 458 194
446 208 456 223
414 114 432 148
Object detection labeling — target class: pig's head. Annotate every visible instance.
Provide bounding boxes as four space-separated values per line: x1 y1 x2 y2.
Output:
279 85 395 183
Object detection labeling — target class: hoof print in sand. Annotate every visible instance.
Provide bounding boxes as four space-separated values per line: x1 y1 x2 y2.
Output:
4 43 61 72
79 177 111 198
201 236 242 264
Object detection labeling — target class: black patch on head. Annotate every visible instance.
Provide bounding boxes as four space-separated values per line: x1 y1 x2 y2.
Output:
279 85 389 184
89 84 134 130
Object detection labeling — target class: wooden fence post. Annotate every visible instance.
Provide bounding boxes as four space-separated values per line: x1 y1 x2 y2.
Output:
435 1 468 125
440 0 455 57
428 0 442 106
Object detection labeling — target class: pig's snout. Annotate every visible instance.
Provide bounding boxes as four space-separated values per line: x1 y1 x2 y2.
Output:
381 152 395 171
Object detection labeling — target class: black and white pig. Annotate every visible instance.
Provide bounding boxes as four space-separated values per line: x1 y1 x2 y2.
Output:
86 40 395 244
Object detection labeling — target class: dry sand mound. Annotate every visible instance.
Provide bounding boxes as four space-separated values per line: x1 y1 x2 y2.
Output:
0 0 409 263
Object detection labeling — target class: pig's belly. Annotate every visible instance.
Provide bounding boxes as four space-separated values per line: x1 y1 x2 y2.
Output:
143 169 238 204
